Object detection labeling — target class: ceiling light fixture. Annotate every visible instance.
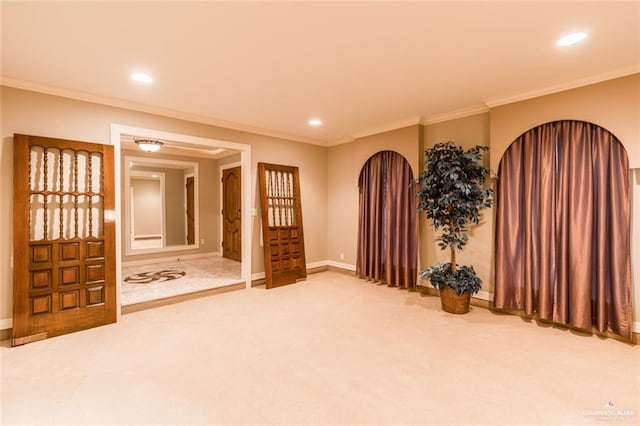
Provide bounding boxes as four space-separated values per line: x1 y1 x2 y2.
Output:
308 118 322 126
134 138 164 153
556 32 587 47
130 72 153 83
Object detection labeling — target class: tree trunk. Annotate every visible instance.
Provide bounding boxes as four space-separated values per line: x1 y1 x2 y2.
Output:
450 218 456 272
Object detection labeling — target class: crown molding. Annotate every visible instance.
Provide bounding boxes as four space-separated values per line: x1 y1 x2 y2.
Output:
326 116 422 147
351 116 422 140
0 76 327 147
326 136 356 147
484 65 640 108
327 116 422 147
421 104 490 126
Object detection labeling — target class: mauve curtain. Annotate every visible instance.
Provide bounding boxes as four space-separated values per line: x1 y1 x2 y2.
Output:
357 151 417 288
495 120 632 339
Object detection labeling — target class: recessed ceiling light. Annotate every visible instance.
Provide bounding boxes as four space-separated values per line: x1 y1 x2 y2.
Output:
308 118 322 126
556 32 587 47
130 72 153 84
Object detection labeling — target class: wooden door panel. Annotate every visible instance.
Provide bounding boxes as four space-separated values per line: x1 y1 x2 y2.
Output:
222 166 241 262
12 134 116 346
258 163 306 289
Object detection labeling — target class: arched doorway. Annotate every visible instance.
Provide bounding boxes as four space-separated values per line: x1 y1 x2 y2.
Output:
494 120 632 339
357 150 417 288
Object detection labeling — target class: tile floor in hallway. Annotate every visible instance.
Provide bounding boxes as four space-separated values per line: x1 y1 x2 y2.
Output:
121 255 242 306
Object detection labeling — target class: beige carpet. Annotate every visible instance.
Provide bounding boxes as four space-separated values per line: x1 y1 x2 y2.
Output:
1 271 638 425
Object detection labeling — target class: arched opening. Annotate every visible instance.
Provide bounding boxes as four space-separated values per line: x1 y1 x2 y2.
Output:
357 150 417 288
494 120 632 339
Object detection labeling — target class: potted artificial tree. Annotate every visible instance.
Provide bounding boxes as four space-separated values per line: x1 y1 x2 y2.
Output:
418 142 493 314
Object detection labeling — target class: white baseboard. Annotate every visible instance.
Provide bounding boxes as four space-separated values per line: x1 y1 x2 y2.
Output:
327 260 356 271
251 260 331 282
3 318 638 333
3 270 638 334
251 272 266 281
1 318 13 331
474 290 494 302
307 260 329 270
122 251 219 267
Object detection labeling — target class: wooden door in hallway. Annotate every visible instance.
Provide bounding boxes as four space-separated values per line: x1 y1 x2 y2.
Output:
12 134 116 346
222 166 241 261
186 176 195 245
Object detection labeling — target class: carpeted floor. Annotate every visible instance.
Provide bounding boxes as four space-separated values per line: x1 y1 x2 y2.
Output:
1 271 638 425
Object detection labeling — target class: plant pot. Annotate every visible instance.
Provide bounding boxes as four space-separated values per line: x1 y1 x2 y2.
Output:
439 285 471 314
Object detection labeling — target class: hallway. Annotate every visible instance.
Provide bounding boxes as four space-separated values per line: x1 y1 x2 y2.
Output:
121 255 242 306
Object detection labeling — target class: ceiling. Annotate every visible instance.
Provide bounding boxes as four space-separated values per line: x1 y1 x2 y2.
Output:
121 134 240 160
2 1 639 146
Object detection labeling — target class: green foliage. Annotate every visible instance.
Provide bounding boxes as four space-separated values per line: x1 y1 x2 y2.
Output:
421 263 483 295
418 142 493 250
418 142 493 294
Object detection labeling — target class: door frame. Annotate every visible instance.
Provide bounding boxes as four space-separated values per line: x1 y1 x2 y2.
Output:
184 171 195 245
111 124 252 320
219 161 242 257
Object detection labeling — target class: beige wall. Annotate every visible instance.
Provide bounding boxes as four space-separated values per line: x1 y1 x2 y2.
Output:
0 86 328 326
326 142 358 265
491 73 640 170
1 75 638 331
420 113 494 295
326 125 421 266
162 168 187 246
354 125 420 179
131 178 163 237
218 153 241 166
633 170 640 327
249 136 327 274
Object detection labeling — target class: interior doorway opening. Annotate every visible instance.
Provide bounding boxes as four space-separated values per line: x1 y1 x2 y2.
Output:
111 125 251 315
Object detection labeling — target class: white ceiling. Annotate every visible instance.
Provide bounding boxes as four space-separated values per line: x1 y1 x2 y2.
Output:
2 1 639 146
121 134 240 160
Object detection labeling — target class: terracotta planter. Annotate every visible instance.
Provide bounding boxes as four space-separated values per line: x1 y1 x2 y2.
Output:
439 285 471 314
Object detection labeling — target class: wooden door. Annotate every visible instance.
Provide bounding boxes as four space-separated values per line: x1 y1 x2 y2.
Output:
222 166 241 261
12 134 116 346
258 163 306 289
186 176 195 245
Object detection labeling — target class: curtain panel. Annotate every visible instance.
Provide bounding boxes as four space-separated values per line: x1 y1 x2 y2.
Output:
495 120 632 339
357 151 417 288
